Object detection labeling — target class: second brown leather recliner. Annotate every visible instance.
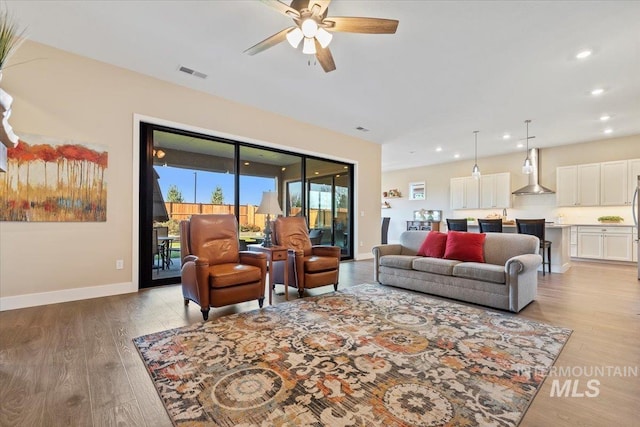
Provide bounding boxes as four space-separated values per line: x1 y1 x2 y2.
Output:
271 216 340 297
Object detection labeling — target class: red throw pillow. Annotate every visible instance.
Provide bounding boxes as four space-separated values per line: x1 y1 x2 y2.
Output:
443 231 486 262
417 231 448 258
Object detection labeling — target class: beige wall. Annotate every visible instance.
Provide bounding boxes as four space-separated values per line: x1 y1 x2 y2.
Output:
0 41 382 308
382 135 640 242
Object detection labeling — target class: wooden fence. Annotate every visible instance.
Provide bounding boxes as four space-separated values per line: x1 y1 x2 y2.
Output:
164 202 349 231
165 202 263 229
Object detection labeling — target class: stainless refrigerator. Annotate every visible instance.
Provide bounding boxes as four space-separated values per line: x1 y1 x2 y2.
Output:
634 175 640 279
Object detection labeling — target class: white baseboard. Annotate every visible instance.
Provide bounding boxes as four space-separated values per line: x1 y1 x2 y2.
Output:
0 282 137 311
356 252 374 261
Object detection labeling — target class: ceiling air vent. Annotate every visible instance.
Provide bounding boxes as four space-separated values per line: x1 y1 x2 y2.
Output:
178 65 207 79
356 126 369 132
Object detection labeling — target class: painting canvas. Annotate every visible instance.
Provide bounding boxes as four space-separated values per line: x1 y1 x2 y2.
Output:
0 133 108 222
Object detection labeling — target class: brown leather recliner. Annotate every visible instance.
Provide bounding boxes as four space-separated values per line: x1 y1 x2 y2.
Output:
180 214 267 320
272 216 340 297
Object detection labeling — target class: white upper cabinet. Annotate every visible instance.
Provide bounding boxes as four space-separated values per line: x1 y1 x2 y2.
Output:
450 176 479 209
600 160 627 205
627 159 640 205
597 158 640 206
558 158 639 207
480 172 511 208
556 166 578 206
556 164 600 206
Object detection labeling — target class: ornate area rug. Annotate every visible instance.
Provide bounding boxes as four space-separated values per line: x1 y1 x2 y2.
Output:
134 284 571 426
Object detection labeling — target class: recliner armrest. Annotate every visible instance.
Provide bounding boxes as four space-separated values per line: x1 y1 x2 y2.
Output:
311 246 341 258
239 251 267 266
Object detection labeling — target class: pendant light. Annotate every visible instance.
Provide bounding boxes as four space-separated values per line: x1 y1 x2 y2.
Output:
522 119 533 174
471 130 481 179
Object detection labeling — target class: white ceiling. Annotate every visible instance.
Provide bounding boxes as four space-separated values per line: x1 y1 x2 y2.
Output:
6 1 640 171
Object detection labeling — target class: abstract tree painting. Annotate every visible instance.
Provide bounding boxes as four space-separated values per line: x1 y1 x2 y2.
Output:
0 134 108 221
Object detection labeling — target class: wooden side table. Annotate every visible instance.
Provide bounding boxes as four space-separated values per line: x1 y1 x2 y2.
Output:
247 244 289 305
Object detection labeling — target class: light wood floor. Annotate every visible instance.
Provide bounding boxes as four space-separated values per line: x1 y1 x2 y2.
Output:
0 260 638 426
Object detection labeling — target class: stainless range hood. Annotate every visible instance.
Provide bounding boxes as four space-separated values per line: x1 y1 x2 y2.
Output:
512 148 555 195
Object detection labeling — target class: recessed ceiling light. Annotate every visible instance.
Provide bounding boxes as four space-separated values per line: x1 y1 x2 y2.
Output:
576 49 592 59
591 88 604 96
454 153 460 159
600 115 610 121
604 128 613 134
244 161 250 165
435 146 442 152
336 174 340 178
343 166 348 169
281 167 286 171
503 134 511 140
314 171 319 175
516 142 524 148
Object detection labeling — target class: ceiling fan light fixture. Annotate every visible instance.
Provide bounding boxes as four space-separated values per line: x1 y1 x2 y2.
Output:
301 18 318 38
302 37 316 54
315 27 333 48
286 27 304 48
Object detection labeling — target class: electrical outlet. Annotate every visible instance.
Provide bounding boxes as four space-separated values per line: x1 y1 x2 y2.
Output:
116 260 124 270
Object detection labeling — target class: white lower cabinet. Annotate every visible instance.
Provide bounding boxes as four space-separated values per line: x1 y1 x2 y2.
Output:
576 226 633 261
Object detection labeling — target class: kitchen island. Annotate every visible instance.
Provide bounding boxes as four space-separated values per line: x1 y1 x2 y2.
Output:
466 223 572 273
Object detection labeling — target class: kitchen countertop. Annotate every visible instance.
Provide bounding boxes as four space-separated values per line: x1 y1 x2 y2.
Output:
466 222 570 229
564 223 635 227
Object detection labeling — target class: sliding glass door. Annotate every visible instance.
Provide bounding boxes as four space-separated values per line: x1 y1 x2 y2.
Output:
139 123 354 288
306 159 352 257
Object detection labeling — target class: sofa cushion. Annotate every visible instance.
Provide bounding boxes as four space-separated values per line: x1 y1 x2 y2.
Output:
380 255 419 270
444 231 486 263
452 262 506 284
412 257 461 276
417 231 448 258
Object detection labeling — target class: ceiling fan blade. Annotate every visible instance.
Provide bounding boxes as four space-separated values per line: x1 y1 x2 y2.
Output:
259 0 301 19
244 27 294 56
309 0 332 16
315 39 336 73
323 16 399 34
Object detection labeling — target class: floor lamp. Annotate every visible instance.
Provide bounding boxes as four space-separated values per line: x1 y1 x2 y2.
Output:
256 191 283 247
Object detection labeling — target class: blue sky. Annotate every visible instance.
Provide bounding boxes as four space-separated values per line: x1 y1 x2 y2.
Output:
155 166 275 205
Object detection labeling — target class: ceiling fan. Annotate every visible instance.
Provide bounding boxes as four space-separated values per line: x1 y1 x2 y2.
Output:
244 0 399 73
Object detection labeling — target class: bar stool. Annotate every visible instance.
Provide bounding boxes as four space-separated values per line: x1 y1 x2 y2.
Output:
516 219 551 275
478 218 503 233
446 218 468 231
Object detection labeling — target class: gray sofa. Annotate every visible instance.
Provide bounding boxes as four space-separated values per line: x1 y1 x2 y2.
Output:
372 231 542 312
